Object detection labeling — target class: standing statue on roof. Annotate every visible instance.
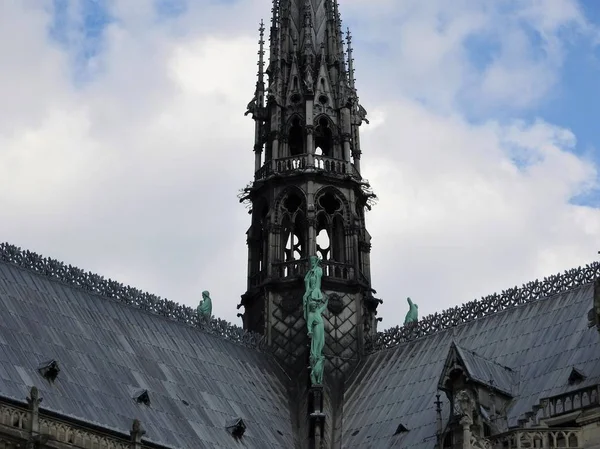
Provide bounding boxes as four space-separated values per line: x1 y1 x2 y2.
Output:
197 291 213 319
404 297 418 325
307 294 328 385
303 256 324 322
303 256 328 385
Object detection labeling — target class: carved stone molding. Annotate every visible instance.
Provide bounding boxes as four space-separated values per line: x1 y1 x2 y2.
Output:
327 293 344 315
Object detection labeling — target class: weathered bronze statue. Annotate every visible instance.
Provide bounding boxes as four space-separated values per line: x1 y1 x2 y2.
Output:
304 256 328 385
404 297 418 325
303 256 324 323
197 291 213 319
307 296 328 385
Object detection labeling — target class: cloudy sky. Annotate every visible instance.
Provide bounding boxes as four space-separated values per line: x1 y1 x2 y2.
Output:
1 0 600 330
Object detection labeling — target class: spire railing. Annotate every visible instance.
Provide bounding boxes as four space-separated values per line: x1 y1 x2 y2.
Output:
270 258 355 283
255 155 360 181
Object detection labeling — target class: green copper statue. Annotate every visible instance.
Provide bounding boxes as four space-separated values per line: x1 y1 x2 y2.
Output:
304 256 328 385
303 256 324 322
197 291 212 319
404 297 418 325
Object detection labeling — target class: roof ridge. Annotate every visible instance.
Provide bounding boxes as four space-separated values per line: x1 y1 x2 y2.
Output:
454 344 514 372
367 261 600 353
0 242 270 353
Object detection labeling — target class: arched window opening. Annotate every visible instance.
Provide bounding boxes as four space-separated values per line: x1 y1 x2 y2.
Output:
289 117 304 156
285 232 302 260
318 192 342 215
250 199 270 278
294 213 307 260
315 117 333 157
283 193 302 214
281 214 305 277
293 76 299 90
258 202 269 273
315 146 324 169
281 216 294 262
331 215 345 263
316 214 330 261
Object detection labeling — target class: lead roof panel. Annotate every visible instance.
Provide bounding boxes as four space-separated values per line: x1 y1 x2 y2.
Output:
343 283 600 448
0 261 296 449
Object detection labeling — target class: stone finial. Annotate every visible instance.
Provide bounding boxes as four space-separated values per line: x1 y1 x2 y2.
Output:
130 419 146 448
27 386 43 408
26 386 43 434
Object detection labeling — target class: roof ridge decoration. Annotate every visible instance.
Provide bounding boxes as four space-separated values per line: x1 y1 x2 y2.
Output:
366 261 600 353
0 242 271 353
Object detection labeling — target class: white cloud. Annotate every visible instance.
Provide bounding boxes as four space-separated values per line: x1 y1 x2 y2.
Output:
0 0 598 330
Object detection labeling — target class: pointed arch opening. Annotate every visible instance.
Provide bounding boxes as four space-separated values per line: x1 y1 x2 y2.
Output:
316 213 330 261
289 117 305 156
315 116 333 158
249 197 270 286
276 188 307 278
331 214 345 263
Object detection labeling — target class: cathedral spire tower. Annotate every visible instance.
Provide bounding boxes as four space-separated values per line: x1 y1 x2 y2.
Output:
240 0 379 379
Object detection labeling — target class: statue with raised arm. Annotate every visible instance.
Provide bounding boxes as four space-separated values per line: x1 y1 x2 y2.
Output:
404 297 418 325
307 295 328 385
303 256 324 323
197 291 213 319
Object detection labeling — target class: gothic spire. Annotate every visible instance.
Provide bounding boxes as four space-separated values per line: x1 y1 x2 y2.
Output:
265 0 352 102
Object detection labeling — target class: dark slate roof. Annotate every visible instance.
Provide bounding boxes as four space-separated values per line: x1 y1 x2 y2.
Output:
452 344 517 396
0 259 295 449
342 282 600 449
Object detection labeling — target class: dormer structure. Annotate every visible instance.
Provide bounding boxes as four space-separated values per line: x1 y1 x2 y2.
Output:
239 0 379 377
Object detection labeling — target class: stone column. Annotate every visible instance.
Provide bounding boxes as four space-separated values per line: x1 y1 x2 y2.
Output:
460 416 472 449
306 125 315 168
353 150 362 173
267 223 279 278
254 118 263 172
307 180 317 255
342 133 351 164
254 143 262 174
271 131 280 173
309 386 326 449
306 96 315 167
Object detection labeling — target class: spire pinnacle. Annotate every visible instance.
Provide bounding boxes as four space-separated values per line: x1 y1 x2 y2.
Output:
303 0 315 56
346 28 355 90
257 20 266 87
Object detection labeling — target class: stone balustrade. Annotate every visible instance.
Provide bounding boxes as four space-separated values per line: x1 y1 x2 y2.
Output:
254 155 360 180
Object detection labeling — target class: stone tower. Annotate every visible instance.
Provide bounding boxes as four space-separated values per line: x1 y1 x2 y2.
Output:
240 0 380 378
